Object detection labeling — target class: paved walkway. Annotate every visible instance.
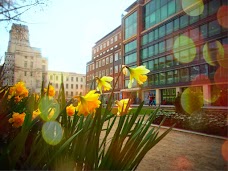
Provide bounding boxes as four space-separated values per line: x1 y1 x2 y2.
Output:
136 126 228 171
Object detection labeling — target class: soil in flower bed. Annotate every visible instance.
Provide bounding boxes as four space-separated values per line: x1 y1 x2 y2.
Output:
152 109 228 137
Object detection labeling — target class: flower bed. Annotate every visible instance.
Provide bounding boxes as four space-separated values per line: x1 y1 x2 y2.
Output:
153 110 228 137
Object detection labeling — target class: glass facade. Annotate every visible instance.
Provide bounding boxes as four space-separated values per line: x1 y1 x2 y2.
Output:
124 11 137 40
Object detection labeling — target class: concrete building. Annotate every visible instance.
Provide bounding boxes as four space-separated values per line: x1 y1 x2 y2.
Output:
47 71 86 100
86 0 228 107
3 24 48 93
86 26 122 101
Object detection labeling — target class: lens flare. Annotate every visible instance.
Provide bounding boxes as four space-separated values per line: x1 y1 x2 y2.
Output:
42 121 63 145
180 87 204 114
191 75 220 103
218 44 228 69
217 6 228 29
172 156 193 170
214 67 228 90
39 97 60 121
203 41 222 66
222 141 228 161
173 35 196 64
182 0 204 16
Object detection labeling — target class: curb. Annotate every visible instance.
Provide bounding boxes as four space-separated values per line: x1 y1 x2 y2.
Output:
151 124 228 140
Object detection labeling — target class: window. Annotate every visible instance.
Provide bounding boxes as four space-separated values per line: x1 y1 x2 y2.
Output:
76 77 78 81
76 84 78 89
166 71 173 84
102 59 105 66
159 41 165 53
24 71 27 76
142 34 148 45
168 0 175 16
81 78 83 82
141 48 148 60
106 68 109 75
174 70 179 83
114 35 118 42
160 4 168 21
159 57 165 69
24 61 27 68
110 67 113 75
115 52 119 61
180 68 189 82
174 18 179 31
99 60 101 67
110 55 113 63
50 75 53 80
200 24 208 39
80 85 83 89
115 65 118 73
66 84 68 89
30 72 32 76
180 15 188 28
166 55 173 68
209 20 221 37
159 25 165 38
106 57 109 64
154 58 158 70
166 38 173 51
96 61 98 68
190 66 200 81
71 84 73 89
71 77 74 81
125 11 137 39
166 22 173 35
190 27 199 42
148 45 154 57
56 76 58 81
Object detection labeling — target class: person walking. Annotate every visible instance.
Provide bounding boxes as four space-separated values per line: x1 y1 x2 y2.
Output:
151 93 156 106
148 92 153 106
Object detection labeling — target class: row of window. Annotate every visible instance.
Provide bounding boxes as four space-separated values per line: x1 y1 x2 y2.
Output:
144 0 225 30
94 51 121 70
142 17 226 50
141 29 228 61
143 64 217 87
52 83 84 90
94 44 120 58
141 38 228 70
49 75 85 82
87 63 122 81
93 33 121 54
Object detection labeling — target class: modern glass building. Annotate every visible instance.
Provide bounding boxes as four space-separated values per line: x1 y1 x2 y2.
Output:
86 0 228 107
121 0 228 107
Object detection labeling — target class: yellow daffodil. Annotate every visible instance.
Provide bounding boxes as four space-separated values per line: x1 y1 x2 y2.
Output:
123 65 150 88
7 82 29 101
66 104 76 116
8 112 26 128
14 81 29 97
115 99 132 116
48 85 55 97
32 109 41 120
95 76 113 94
75 90 101 116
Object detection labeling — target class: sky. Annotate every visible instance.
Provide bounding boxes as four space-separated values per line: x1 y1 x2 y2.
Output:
0 0 136 74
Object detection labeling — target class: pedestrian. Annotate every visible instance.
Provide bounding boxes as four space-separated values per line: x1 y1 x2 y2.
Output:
151 93 156 106
148 92 153 106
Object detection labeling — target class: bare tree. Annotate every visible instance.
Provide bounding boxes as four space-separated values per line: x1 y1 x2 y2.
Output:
0 0 49 23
